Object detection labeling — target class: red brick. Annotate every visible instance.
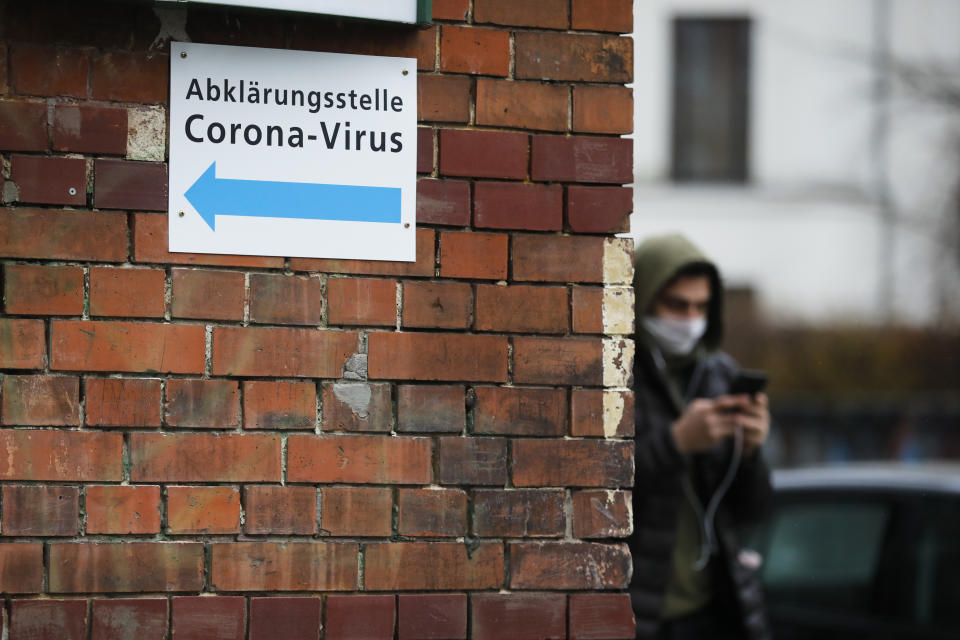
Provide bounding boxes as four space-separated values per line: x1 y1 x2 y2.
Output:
322 382 393 432
475 0 569 28
514 337 603 385
0 317 46 369
249 273 324 325
9 599 87 640
11 155 86 205
572 490 633 538
439 129 527 179
167 486 241 534
369 332 508 382
516 32 633 82
0 99 47 151
476 79 569 132
571 389 634 437
95 159 167 210
398 488 467 536
402 280 472 329
49 542 204 592
91 51 168 103
397 384 465 432
573 85 633 134
243 380 316 430
53 104 127 154
0 208 127 261
572 0 633 33
11 44 88 97
289 228 434 276
398 593 467 640
249 597 321 640
134 213 285 268
130 433 281 482
0 42 5 92
0 430 122 481
441 26 510 76
288 434 431 484
166 378 240 428
290 22 436 71
213 326 358 377
172 596 244 640
0 544 43 593
320 486 393 537
474 386 566 436
1 485 79 536
244 485 317 535
327 277 397 326
4 264 84 315
475 284 568 333
171 268 246 320
211 542 358 591
418 127 434 173
438 437 507 485
531 135 633 183
472 489 565 538
416 178 471 226
512 234 605 283
439 231 508 279
433 0 469 21
512 439 633 487
52 320 205 374
572 286 603 333
89 267 166 318
471 593 566 640
326 595 396 640
510 542 631 589
85 378 162 427
419 74 472 122
473 182 562 231
1 375 78 426
365 542 504 590
85 485 162 534
92 599 168 640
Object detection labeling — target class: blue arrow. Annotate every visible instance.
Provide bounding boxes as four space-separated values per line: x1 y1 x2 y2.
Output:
184 162 401 231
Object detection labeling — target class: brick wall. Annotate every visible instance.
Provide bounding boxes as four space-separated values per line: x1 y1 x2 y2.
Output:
0 0 636 638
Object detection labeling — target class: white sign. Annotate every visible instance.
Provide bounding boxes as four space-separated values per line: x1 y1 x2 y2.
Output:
158 0 422 24
168 42 417 261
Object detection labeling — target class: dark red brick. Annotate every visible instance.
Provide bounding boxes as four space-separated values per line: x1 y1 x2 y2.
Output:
167 486 241 534
473 181 562 231
249 597 321 640
397 384 465 432
91 51 168 103
439 231 508 279
472 489 565 538
512 439 633 487
509 542 631 589
531 135 633 183
433 0 469 21
326 595 396 640
419 127 434 173
573 490 633 538
0 208 127 261
289 228 434 276
513 337 603 385
130 432 281 482
572 286 603 333
416 178 470 226
569 595 634 639
11 155 87 206
440 129 528 179
0 317 46 369
1 375 79 426
249 273 324 325
438 437 507 485
52 320 206 374
85 378 162 427
92 599 168 640
95 159 167 211
402 280 472 329
398 593 467 640
134 213 285 268
471 593 566 640
473 386 566 436
571 389 634 437
476 78 569 132
166 378 240 428
289 21 436 71
419 74 472 122
475 0 569 28
475 284 568 333
171 268 246 320
0 99 47 151
288 435 431 484
210 542 358 591
516 32 632 82
568 185 633 233
9 599 87 640
49 542 204 592
571 0 633 33
0 430 122 481
441 26 510 75
512 234 605 283
321 382 393 432
85 485 162 534
327 277 397 326
244 485 317 535
1 485 79 536
4 264 84 315
369 332 508 382
365 542 504 590
398 488 467 536
89 266 166 318
212 326 358 378
573 85 633 134
243 380 316 430
171 596 245 640
11 44 88 98
320 486 393 537
53 104 128 154
0 543 43 593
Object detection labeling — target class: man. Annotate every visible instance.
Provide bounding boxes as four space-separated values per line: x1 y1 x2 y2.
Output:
629 234 773 640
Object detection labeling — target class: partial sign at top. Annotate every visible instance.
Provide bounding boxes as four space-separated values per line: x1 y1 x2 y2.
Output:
158 0 426 24
168 42 417 261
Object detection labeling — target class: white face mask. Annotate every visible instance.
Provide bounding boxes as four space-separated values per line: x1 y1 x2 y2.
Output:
642 315 708 356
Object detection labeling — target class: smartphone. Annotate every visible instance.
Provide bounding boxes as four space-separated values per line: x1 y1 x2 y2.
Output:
728 370 768 396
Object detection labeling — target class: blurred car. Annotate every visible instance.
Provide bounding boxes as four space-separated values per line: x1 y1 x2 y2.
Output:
743 463 960 639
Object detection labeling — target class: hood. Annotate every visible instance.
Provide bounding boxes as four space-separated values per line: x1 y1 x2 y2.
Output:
633 233 724 351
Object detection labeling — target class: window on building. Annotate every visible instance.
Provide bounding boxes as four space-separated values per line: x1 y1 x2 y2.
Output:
671 17 751 182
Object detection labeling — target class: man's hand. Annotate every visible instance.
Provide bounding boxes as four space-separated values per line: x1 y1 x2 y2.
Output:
671 394 770 454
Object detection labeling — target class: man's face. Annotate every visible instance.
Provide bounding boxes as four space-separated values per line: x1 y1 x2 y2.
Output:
650 275 711 320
